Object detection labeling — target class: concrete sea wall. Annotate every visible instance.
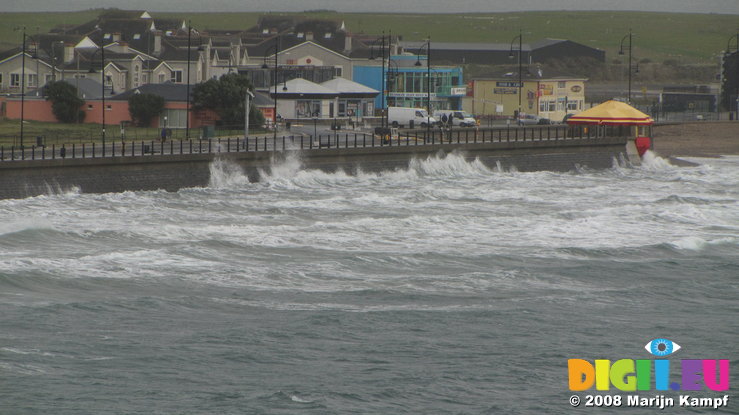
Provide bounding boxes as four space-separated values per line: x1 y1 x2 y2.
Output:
0 136 627 200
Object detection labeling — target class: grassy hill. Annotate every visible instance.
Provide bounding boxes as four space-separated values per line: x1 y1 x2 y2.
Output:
0 10 734 64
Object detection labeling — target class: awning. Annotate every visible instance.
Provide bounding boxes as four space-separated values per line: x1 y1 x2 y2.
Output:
567 100 653 125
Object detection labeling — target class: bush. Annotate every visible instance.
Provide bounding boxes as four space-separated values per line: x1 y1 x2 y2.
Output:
44 81 85 123
128 93 165 127
193 73 263 127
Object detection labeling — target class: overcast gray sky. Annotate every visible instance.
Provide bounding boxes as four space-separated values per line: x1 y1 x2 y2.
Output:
2 0 738 14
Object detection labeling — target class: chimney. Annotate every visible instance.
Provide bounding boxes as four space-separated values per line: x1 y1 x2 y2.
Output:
153 30 162 55
344 33 352 53
112 33 121 42
231 43 240 66
64 43 75 64
119 41 129 53
306 32 313 41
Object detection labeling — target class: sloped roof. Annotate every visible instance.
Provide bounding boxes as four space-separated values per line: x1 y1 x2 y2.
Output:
275 78 337 96
252 90 274 107
321 77 379 95
66 78 114 100
99 10 151 20
110 82 191 101
530 38 567 49
399 40 531 52
567 100 653 125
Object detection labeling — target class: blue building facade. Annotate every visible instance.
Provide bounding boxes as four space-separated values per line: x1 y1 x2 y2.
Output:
353 56 466 113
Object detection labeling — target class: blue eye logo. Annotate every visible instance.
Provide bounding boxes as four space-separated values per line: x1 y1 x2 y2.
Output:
645 338 681 357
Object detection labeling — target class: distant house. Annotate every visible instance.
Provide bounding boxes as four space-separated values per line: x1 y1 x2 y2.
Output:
399 41 531 65
271 77 378 120
463 68 587 120
530 38 605 63
660 85 717 113
398 38 604 65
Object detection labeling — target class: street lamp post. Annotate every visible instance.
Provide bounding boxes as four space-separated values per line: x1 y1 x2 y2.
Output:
20 27 27 149
89 28 107 154
415 37 431 140
244 89 254 146
509 30 523 123
619 30 633 103
187 21 192 139
369 32 388 130
13 26 33 148
727 31 739 120
386 59 398 129
186 23 204 139
51 40 63 81
262 37 280 141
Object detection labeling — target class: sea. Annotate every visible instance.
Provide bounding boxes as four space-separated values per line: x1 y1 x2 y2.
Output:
1 152 737 414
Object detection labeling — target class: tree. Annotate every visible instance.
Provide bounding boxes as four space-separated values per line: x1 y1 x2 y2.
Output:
44 81 85 123
193 73 264 127
128 93 165 127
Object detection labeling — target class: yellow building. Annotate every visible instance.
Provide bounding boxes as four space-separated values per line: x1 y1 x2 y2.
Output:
463 72 586 123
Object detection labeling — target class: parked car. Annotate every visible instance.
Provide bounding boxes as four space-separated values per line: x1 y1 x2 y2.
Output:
516 113 551 125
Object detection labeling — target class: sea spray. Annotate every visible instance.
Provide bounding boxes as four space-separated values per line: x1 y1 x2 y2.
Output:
208 158 250 189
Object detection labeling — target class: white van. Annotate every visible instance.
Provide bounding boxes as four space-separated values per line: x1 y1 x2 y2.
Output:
433 110 477 127
387 107 437 128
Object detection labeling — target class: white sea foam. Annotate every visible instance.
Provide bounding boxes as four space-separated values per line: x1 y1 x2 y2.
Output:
0 149 736 293
640 150 676 171
208 158 250 189
290 395 313 403
0 217 53 236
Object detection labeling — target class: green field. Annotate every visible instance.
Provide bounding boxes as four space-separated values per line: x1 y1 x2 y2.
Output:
0 10 736 64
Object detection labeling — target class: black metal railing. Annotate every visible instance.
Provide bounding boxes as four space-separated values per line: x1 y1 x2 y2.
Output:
0 125 624 162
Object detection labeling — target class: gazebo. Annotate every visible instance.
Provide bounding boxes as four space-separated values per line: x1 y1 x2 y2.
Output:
567 100 654 157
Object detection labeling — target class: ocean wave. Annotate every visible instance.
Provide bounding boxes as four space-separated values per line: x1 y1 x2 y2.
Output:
208 158 251 189
0 218 54 237
666 236 737 252
639 150 676 171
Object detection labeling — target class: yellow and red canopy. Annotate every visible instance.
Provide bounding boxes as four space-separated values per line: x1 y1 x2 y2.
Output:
567 100 654 125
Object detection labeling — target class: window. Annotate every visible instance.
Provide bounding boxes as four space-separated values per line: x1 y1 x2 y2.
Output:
558 81 566 88
161 109 187 128
171 70 183 83
557 97 567 111
295 100 321 118
133 34 141 40
567 100 579 111
0 73 3 86
539 100 555 112
45 74 53 85
11 73 20 87
28 74 38 87
158 73 165 83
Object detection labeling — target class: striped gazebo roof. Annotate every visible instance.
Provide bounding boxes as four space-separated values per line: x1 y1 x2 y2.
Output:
567 100 653 125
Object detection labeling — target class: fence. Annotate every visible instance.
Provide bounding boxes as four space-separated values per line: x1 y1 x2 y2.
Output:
0 125 624 162
0 124 272 148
